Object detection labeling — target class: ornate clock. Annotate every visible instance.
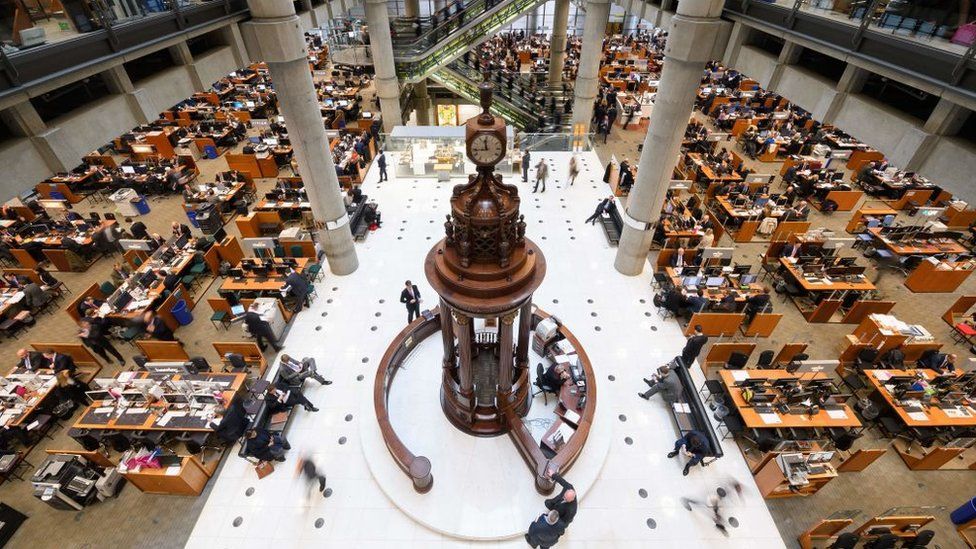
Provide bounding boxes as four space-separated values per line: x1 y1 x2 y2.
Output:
465 78 507 168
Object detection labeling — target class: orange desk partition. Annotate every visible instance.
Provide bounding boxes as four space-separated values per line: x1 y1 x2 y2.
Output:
135 340 190 361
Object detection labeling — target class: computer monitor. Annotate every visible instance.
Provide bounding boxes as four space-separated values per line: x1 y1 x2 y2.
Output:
750 393 777 404
772 377 800 388
193 393 219 405
121 165 136 175
740 274 758 285
705 277 725 288
680 266 699 276
85 390 111 403
138 270 157 288
733 265 751 276
682 276 701 288
787 391 814 405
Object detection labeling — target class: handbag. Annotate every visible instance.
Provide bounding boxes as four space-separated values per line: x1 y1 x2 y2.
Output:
255 460 275 479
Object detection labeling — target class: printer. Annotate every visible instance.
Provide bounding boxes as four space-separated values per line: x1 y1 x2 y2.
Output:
30 455 103 510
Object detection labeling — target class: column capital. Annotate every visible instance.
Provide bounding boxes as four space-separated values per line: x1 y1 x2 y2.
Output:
501 311 517 325
244 17 308 63
665 15 726 64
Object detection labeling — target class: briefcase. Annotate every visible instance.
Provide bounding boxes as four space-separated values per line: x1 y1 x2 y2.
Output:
255 460 275 479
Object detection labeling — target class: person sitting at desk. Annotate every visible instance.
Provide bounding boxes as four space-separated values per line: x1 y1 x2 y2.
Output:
667 429 712 476
780 242 801 260
926 352 957 373
671 247 690 269
744 288 771 323
22 280 49 310
856 161 877 184
266 379 319 413
283 267 310 313
34 265 59 291
161 268 181 292
171 221 191 239
16 348 49 371
43 349 76 376
244 427 290 462
149 232 166 250
143 310 176 342
682 290 709 322
77 296 104 318
540 363 570 391
110 263 130 286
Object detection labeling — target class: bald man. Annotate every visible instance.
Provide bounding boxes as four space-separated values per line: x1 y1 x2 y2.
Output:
544 466 578 524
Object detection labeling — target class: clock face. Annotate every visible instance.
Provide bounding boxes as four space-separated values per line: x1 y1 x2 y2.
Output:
469 133 505 165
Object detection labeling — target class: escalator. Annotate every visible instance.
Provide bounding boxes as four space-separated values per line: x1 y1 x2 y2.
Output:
431 59 574 131
390 0 551 82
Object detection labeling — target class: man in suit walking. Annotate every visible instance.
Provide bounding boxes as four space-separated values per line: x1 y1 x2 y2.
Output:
544 467 578 524
400 280 421 323
521 149 531 182
243 310 282 352
377 150 388 182
681 325 709 366
525 509 567 549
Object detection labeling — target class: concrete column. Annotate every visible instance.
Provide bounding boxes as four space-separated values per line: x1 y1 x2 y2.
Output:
223 23 252 68
0 101 74 172
498 311 515 393
405 0 420 18
885 97 968 171
414 79 431 125
169 42 206 91
812 64 868 124
721 20 751 67
924 96 969 135
614 0 727 276
525 6 538 34
548 0 570 87
364 0 403 131
324 0 334 21
245 0 359 275
102 65 157 124
570 0 611 131
767 40 802 91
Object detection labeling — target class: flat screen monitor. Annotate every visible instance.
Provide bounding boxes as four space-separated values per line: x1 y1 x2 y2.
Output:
682 276 700 287
121 165 136 174
740 274 758 285
120 239 153 252
705 277 724 287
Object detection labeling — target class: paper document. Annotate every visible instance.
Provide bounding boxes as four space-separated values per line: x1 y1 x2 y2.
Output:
731 371 750 381
673 402 692 413
906 412 929 421
164 465 182 476
759 413 782 425
826 409 848 420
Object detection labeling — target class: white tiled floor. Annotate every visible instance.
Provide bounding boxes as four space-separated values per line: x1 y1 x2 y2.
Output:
185 151 786 548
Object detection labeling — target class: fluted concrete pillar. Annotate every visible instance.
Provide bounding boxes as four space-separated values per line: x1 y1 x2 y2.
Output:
405 0 420 18
414 79 431 125
365 0 403 131
570 0 610 131
614 0 726 275
548 0 570 87
245 0 358 275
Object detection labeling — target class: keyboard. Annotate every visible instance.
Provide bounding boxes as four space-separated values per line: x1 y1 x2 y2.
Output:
754 406 775 414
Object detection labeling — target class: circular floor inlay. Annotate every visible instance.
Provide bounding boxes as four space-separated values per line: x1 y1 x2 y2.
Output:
314 518 325 528
321 312 328 317
232 517 243 527
327 298 333 303
245 487 255 496
397 237 403 240
729 517 739 528
594 326 601 331
624 437 633 445
587 299 594 303
639 299 646 304
375 312 381 317
651 326 658 331
552 299 559 304
315 326 322 331
379 299 385 304
324 488 333 498
338 436 347 445
570 236 575 240
371 326 377 331
638 488 647 498
591 312 597 317
345 414 353 422
608 375 615 381
356 375 364 381
717 487 727 498
362 357 369 363
646 518 657 529
619 414 627 422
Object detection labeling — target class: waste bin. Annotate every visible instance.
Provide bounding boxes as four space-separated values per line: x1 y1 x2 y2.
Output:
171 300 193 326
186 210 199 228
203 145 218 159
951 496 976 525
134 196 150 215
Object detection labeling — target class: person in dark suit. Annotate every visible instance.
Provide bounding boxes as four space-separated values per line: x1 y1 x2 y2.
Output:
584 195 614 225
376 150 388 182
243 310 282 352
16 348 49 371
79 313 125 366
400 280 421 323
284 268 310 313
680 325 709 365
544 468 578 524
521 149 531 182
130 221 150 241
22 281 49 310
682 290 708 321
525 509 567 549
671 247 689 269
143 311 176 342
779 242 801 259
77 296 105 318
43 349 76 376
244 427 289 462
667 429 712 475
171 221 191 239
265 379 318 413
161 269 181 291
540 363 569 390
744 288 771 324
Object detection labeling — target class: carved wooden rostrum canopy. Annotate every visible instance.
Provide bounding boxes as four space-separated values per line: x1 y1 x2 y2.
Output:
424 78 546 434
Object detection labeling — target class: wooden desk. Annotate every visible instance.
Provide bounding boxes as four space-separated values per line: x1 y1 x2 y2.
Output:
0 371 59 429
541 380 586 453
719 370 862 429
73 372 247 432
866 227 968 256
864 369 976 428
845 206 898 234
779 259 876 292
904 259 975 293
218 257 310 294
122 454 212 495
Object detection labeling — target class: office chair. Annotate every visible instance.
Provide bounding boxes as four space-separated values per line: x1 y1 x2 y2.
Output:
865 533 898 549
828 428 861 451
916 349 938 369
133 354 148 369
532 363 557 405
901 530 934 548
756 350 775 369
724 352 749 370
828 532 860 549
880 348 904 369
188 356 210 373
854 348 880 371
225 352 248 373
